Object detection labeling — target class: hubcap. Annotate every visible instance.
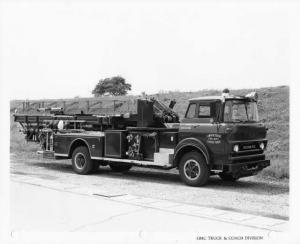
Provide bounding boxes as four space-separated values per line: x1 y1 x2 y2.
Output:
75 153 86 169
184 159 200 180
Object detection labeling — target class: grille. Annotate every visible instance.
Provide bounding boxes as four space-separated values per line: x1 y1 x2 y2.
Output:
240 142 259 151
233 155 265 163
230 141 265 163
231 149 263 157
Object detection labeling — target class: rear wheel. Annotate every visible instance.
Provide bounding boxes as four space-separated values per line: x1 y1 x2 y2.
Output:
109 163 132 172
179 151 209 186
219 173 239 182
71 146 94 174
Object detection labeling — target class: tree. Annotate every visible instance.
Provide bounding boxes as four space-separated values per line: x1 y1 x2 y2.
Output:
92 76 132 96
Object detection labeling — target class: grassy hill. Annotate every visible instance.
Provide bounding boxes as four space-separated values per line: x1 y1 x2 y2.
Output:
10 85 289 179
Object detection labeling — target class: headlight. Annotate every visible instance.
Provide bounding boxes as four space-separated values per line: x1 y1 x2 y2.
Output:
259 142 265 150
233 145 239 152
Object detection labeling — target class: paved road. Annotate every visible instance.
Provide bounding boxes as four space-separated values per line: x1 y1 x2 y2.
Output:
10 179 288 243
10 153 289 219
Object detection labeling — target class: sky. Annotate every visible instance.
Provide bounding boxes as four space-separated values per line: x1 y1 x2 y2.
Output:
0 0 291 100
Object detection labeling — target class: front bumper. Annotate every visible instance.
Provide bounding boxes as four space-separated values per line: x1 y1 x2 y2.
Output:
226 159 270 178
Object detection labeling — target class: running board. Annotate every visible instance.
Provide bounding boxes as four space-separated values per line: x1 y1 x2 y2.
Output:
37 150 55 159
91 156 173 169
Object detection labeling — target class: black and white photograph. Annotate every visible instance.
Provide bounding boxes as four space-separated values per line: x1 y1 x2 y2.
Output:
0 0 299 243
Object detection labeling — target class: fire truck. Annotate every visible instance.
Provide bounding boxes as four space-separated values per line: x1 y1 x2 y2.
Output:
14 91 270 186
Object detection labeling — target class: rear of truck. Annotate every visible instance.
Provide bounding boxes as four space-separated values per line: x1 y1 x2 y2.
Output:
51 99 181 173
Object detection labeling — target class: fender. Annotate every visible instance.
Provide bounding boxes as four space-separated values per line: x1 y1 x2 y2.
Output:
174 137 210 165
68 138 92 157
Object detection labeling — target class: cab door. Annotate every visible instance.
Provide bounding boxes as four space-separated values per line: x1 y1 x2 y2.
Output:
180 101 224 164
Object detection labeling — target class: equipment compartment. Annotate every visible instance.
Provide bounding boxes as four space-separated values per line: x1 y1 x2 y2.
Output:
104 130 127 158
159 131 178 148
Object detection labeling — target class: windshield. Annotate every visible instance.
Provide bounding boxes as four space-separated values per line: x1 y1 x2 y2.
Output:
223 100 259 122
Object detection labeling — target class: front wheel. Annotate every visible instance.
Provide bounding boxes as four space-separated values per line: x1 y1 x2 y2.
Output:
179 151 210 186
72 146 94 174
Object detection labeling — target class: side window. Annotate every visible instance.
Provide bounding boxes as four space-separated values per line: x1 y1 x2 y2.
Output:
198 105 211 117
186 103 196 118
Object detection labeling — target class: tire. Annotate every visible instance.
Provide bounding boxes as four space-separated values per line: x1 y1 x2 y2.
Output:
71 146 94 174
219 173 239 182
109 163 132 172
179 151 210 186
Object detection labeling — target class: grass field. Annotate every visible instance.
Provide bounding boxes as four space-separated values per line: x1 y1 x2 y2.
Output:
10 85 289 179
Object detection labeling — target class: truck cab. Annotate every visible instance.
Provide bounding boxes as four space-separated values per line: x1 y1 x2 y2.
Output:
174 92 270 186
